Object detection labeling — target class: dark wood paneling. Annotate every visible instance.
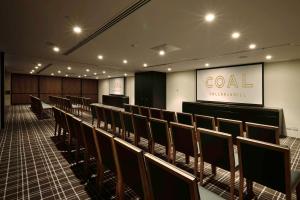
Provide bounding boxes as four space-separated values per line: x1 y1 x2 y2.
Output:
82 79 98 94
62 78 81 95
11 74 38 93
12 93 38 104
1 52 4 129
40 76 61 94
84 94 98 103
40 93 61 103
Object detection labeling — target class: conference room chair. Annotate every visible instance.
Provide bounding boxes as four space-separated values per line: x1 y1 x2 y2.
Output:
217 118 243 145
95 106 105 129
132 114 152 151
121 111 134 140
65 112 76 153
58 108 69 142
103 107 113 132
111 109 123 137
170 122 199 177
237 137 300 200
149 108 162 119
149 118 170 160
70 115 85 163
93 128 117 191
144 153 225 200
52 107 62 136
81 121 98 177
194 114 216 130
198 128 238 200
245 122 280 144
90 104 97 125
123 103 132 113
177 112 194 126
131 105 140 114
139 106 150 118
113 138 151 200
162 110 177 124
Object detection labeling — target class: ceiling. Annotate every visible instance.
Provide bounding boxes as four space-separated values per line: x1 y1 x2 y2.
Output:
1 0 300 79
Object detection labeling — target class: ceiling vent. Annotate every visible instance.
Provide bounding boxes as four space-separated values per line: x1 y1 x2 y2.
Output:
150 44 181 53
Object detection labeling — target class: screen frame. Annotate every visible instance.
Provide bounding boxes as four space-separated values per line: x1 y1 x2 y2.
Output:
108 76 126 96
196 62 264 107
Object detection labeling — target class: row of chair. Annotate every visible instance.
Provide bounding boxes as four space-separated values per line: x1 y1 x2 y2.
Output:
123 103 280 145
30 95 52 119
49 95 82 115
65 95 92 111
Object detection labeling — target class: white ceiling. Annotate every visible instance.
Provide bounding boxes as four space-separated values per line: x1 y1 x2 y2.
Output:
1 0 300 79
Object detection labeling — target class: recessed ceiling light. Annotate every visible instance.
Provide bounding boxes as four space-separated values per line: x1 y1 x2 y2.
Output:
67 66 72 70
93 72 97 75
231 32 240 39
108 75 111 78
78 75 81 78
86 69 90 72
53 46 60 52
266 55 272 60
84 74 87 77
124 73 128 76
102 70 106 74
32 69 35 72
123 59 128 64
167 68 172 71
35 66 38 69
57 70 61 74
65 74 69 77
159 50 165 56
96 77 99 79
37 63 42 67
73 26 82 34
205 13 215 22
98 55 103 60
205 63 210 67
30 71 33 74
51 73 54 76
249 43 256 49
143 63 148 67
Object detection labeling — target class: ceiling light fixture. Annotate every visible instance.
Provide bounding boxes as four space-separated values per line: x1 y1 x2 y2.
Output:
93 72 97 75
205 63 210 67
65 74 69 77
67 66 72 70
78 75 81 78
30 71 33 74
96 77 99 79
159 50 165 56
249 43 256 49
86 69 90 72
84 74 87 77
205 13 215 22
37 63 42 67
167 68 172 71
124 73 128 76
98 55 103 60
51 73 54 76
57 70 61 74
123 59 128 64
53 46 60 52
266 55 272 60
73 26 82 34
102 70 106 74
231 32 240 39
143 63 148 67
35 66 38 69
108 75 111 78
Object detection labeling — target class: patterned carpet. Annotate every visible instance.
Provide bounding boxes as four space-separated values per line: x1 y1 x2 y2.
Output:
0 105 300 200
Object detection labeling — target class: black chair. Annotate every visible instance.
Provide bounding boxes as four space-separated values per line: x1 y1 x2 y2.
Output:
150 108 162 119
162 110 177 124
103 107 113 132
237 137 300 200
170 122 199 177
217 118 243 145
177 112 194 126
71 115 85 163
52 107 61 136
123 104 132 112
121 112 134 140
195 114 216 130
95 106 105 129
198 128 238 200
111 109 123 137
113 138 151 200
144 153 225 200
246 122 280 144
131 105 140 114
149 118 170 160
132 114 151 151
139 106 150 118
91 104 97 125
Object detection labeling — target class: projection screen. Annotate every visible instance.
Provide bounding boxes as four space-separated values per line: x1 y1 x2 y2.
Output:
109 77 125 95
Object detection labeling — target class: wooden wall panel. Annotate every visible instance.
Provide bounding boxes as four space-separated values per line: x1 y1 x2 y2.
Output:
40 76 61 94
11 74 38 93
11 93 38 104
62 78 81 95
82 79 98 94
84 94 98 103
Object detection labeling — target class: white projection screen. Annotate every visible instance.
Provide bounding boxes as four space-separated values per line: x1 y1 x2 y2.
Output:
109 77 125 95
196 63 263 105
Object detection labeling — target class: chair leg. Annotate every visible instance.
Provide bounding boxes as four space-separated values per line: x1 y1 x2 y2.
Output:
54 123 57 136
116 178 125 200
296 182 300 200
96 163 104 191
194 156 198 177
185 154 190 164
199 158 204 185
211 165 216 176
230 170 235 200
239 176 244 200
246 179 255 199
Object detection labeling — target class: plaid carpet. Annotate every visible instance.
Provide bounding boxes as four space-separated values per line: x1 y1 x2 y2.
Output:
0 105 299 199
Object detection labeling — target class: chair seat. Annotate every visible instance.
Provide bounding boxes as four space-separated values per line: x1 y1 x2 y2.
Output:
291 170 300 190
198 184 225 200
42 103 52 110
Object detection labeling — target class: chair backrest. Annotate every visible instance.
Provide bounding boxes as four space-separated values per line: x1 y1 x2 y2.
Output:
53 107 61 125
237 137 290 194
93 128 116 173
149 118 169 148
121 111 134 134
246 122 279 144
144 153 200 200
131 105 140 114
177 112 194 126
150 108 162 119
123 104 132 112
194 114 215 130
217 118 243 145
162 110 177 124
111 109 122 135
65 113 76 139
113 138 150 199
140 106 150 118
59 109 68 130
96 106 105 123
81 121 97 157
103 107 113 125
170 122 197 157
72 116 84 147
91 105 97 119
132 114 151 140
198 128 234 171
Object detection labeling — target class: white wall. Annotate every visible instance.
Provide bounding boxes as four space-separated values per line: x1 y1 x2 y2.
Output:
165 59 300 138
98 76 135 104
